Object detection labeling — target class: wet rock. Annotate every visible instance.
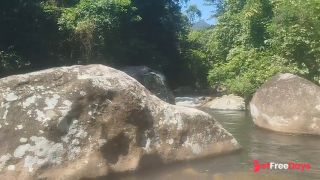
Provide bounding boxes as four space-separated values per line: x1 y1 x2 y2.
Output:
0 65 240 179
175 96 212 107
203 95 245 111
122 66 175 104
250 73 320 135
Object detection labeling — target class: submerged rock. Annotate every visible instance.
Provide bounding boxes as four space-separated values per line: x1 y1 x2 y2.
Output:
250 73 320 135
203 95 245 111
122 66 175 104
0 65 240 179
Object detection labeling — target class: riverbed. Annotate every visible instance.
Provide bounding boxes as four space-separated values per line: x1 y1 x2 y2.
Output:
112 110 320 180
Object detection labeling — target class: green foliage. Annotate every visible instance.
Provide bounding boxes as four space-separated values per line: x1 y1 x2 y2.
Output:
0 0 192 88
58 0 134 31
181 29 212 88
208 46 296 99
53 0 190 87
0 51 28 77
199 0 320 99
3 0 318 93
267 0 320 81
56 0 137 62
1 0 64 70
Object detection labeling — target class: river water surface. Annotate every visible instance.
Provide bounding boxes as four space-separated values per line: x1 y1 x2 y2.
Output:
113 110 320 180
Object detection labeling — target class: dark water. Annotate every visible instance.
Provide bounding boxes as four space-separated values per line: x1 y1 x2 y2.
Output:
114 110 320 180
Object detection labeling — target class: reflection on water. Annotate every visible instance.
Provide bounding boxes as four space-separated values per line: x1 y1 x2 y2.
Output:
114 110 320 180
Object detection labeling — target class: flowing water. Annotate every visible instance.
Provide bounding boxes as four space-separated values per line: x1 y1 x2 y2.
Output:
112 109 320 180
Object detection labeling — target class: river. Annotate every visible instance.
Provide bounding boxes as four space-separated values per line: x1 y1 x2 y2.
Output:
111 109 320 180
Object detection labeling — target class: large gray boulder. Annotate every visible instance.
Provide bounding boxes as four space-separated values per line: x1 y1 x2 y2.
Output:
250 73 320 135
0 65 240 179
122 66 175 104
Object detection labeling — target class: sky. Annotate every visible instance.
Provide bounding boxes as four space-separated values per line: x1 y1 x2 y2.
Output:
181 0 217 25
